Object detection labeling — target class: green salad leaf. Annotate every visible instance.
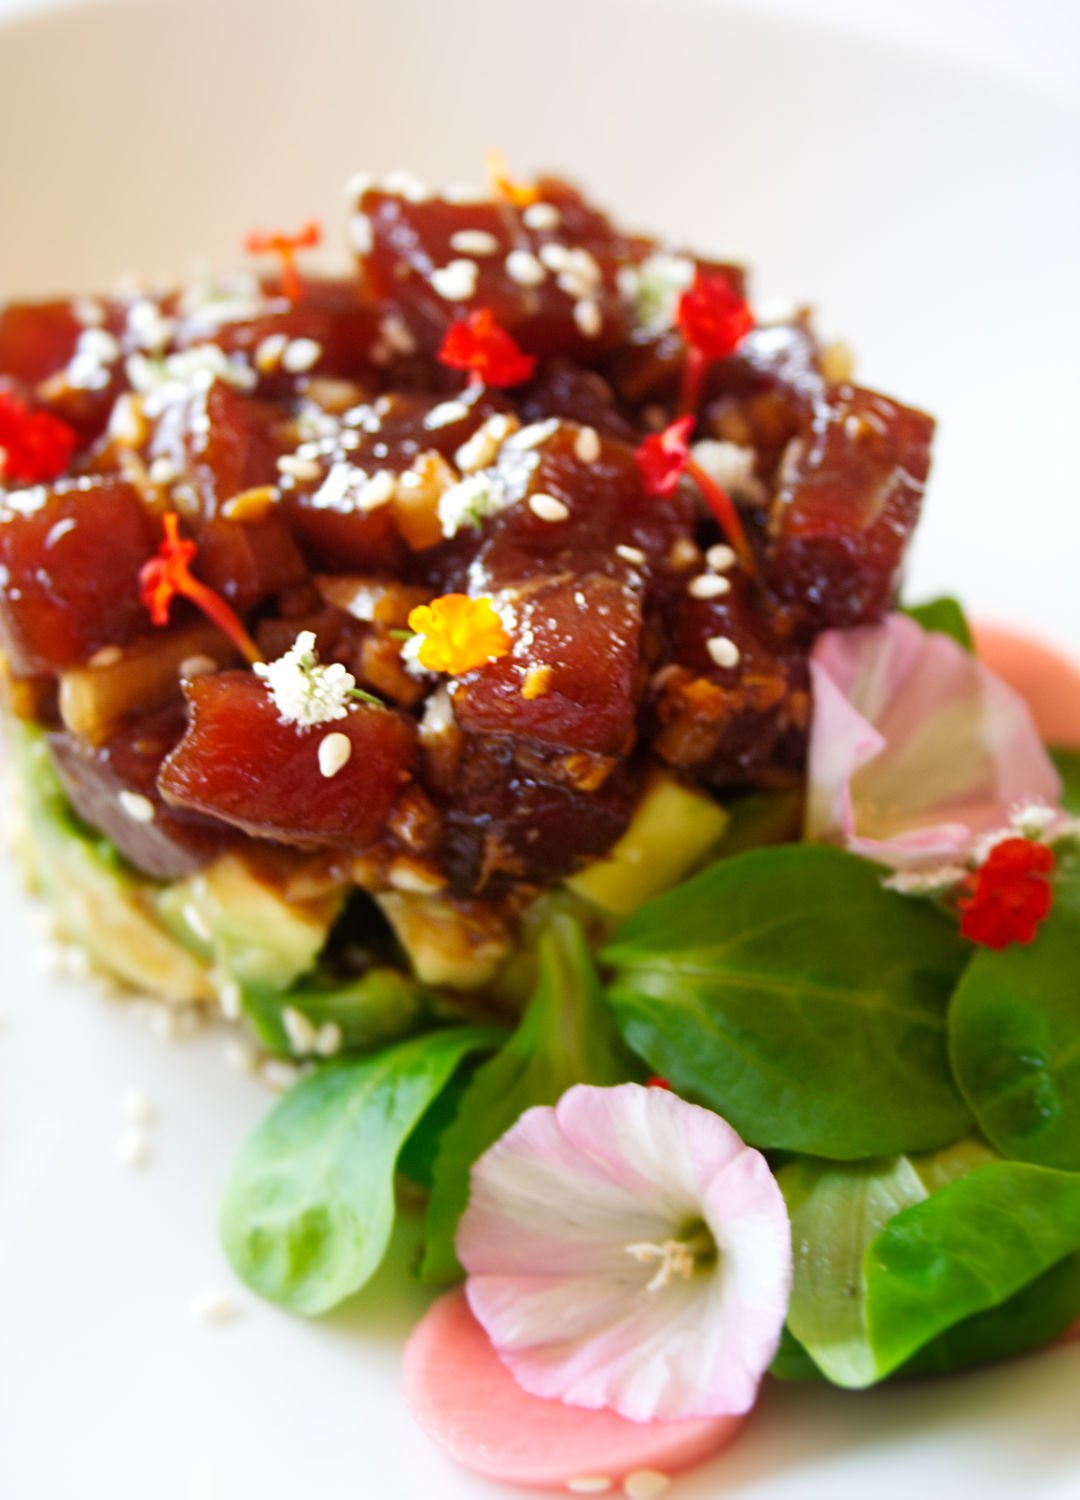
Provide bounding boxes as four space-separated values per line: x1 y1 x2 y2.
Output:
950 871 1080 1170
899 1252 1080 1377
778 1138 996 1386
1051 747 1080 814
903 596 974 649
242 967 448 1058
777 1149 1080 1386
220 1026 504 1314
865 1161 1080 1376
779 1155 931 1386
604 845 972 1158
420 914 636 1282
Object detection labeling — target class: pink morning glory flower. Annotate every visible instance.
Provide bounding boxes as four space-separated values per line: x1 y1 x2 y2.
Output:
805 613 1062 872
457 1082 792 1424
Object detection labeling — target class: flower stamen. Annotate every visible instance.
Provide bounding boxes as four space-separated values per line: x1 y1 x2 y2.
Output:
625 1227 715 1293
244 220 322 303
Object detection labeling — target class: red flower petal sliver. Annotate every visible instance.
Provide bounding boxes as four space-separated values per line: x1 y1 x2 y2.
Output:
677 271 754 415
438 309 537 389
634 415 695 499
635 416 756 574
139 512 261 665
244 220 322 303
0 390 77 485
958 836 1056 950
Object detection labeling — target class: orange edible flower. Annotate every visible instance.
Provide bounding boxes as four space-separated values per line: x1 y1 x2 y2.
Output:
484 148 541 208
243 219 322 303
958 837 1056 950
676 271 754 415
407 594 511 676
139 513 261 665
636 416 757 575
438 308 538 389
0 389 77 485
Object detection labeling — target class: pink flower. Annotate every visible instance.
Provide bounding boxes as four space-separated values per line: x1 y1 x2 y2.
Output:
805 613 1062 871
457 1083 792 1423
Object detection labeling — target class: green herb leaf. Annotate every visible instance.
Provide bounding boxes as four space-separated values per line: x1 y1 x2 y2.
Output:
1051 747 1080 815
604 845 972 1158
420 914 637 1282
220 1026 504 1314
902 596 974 650
865 1161 1080 1375
949 872 1080 1170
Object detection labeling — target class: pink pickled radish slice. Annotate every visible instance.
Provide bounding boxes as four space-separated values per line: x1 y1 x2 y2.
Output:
974 624 1080 748
402 1288 747 1490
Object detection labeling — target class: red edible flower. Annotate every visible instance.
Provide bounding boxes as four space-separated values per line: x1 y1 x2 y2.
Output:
139 512 261 665
634 414 695 499
635 416 756 574
676 272 754 415
957 837 1056 950
0 389 77 485
438 308 538 389
243 219 322 303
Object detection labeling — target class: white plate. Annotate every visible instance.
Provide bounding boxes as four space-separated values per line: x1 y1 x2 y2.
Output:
1 2 1078 1497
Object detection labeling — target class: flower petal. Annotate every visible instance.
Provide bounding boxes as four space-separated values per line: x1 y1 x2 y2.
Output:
460 1083 791 1422
805 614 1062 870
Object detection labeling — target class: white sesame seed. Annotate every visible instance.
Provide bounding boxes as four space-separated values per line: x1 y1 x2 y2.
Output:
450 229 499 256
424 399 470 429
118 790 156 824
431 259 479 301
255 333 288 373
348 212 374 255
149 456 181 486
523 201 561 231
223 1038 258 1075
282 338 322 374
277 453 323 482
506 419 559 451
574 426 601 464
688 573 732 599
180 653 218 680
566 1480 612 1495
529 492 570 523
615 544 646 565
318 731 353 779
539 243 571 273
314 1021 343 1057
282 1006 319 1055
116 1127 152 1168
623 1471 671 1499
218 979 243 1022
706 634 741 669
505 249 547 287
455 413 518 473
122 1087 156 1126
190 1291 238 1326
89 644 123 669
262 1058 302 1091
706 543 738 572
573 298 603 338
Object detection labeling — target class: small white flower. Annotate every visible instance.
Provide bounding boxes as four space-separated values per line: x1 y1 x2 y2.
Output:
254 631 359 728
437 472 512 538
621 253 696 332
